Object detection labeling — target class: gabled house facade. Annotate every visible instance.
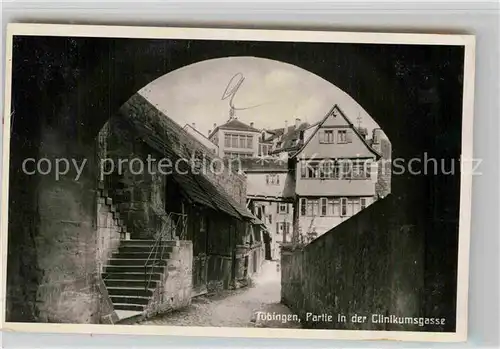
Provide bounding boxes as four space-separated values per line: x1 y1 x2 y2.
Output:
290 105 382 242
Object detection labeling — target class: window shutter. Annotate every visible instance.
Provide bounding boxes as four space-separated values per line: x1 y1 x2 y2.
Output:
277 204 279 213
286 204 289 214
319 130 324 143
276 222 279 234
346 129 353 143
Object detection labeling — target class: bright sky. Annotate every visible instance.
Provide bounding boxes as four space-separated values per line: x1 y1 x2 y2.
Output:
139 56 380 138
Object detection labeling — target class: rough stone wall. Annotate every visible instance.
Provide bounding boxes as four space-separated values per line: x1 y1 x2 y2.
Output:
96 194 123 273
31 126 106 323
281 196 427 331
144 241 193 318
373 137 392 199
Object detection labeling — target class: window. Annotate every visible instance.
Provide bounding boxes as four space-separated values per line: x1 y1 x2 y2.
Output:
278 203 288 214
259 143 270 156
247 135 253 149
306 199 319 216
319 160 336 178
337 130 347 143
351 159 371 179
256 206 262 219
319 129 335 143
341 160 352 180
320 198 328 216
300 198 306 216
224 134 230 147
302 160 345 180
332 199 340 216
360 198 367 210
230 134 238 148
340 198 348 216
268 214 272 224
239 135 246 148
352 199 361 215
302 161 320 178
266 174 280 185
328 199 335 216
276 222 291 238
225 151 252 159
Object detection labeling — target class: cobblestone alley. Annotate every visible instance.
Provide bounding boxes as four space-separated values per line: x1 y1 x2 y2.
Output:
139 260 301 328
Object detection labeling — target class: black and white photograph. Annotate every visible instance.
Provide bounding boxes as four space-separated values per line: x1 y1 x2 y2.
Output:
1 24 475 342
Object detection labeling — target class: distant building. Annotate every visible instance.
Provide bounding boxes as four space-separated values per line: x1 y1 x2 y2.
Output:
183 123 219 154
241 159 295 260
208 117 261 159
288 104 382 242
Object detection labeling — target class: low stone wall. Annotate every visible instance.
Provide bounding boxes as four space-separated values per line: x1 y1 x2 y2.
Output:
281 196 427 331
144 241 193 318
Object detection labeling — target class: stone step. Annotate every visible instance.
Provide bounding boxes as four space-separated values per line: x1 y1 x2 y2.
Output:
107 287 153 297
120 239 179 247
103 272 162 281
112 252 171 260
104 265 166 274
105 278 158 288
110 295 150 305
108 258 167 266
113 303 145 312
119 245 174 254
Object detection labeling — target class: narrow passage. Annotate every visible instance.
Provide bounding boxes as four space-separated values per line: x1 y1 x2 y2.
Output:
139 260 301 328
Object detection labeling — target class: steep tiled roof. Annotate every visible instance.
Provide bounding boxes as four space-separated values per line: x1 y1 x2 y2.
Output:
269 122 318 155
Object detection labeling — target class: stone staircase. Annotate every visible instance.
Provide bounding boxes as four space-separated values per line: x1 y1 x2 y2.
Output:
102 239 177 312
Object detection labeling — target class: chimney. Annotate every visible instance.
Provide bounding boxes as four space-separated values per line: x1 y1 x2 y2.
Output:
372 128 382 144
213 123 217 129
192 122 196 129
295 118 301 129
208 129 212 136
357 127 368 139
250 122 254 128
284 120 288 131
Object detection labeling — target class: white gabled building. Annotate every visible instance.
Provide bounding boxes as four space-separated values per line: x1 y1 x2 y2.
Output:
289 104 382 242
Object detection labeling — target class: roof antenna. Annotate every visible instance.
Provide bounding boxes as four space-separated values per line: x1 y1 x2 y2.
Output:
222 72 266 119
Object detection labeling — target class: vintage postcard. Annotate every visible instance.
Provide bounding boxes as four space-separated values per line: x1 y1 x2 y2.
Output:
1 24 475 342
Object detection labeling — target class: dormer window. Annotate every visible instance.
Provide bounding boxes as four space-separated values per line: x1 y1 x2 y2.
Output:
337 130 349 143
319 130 335 144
